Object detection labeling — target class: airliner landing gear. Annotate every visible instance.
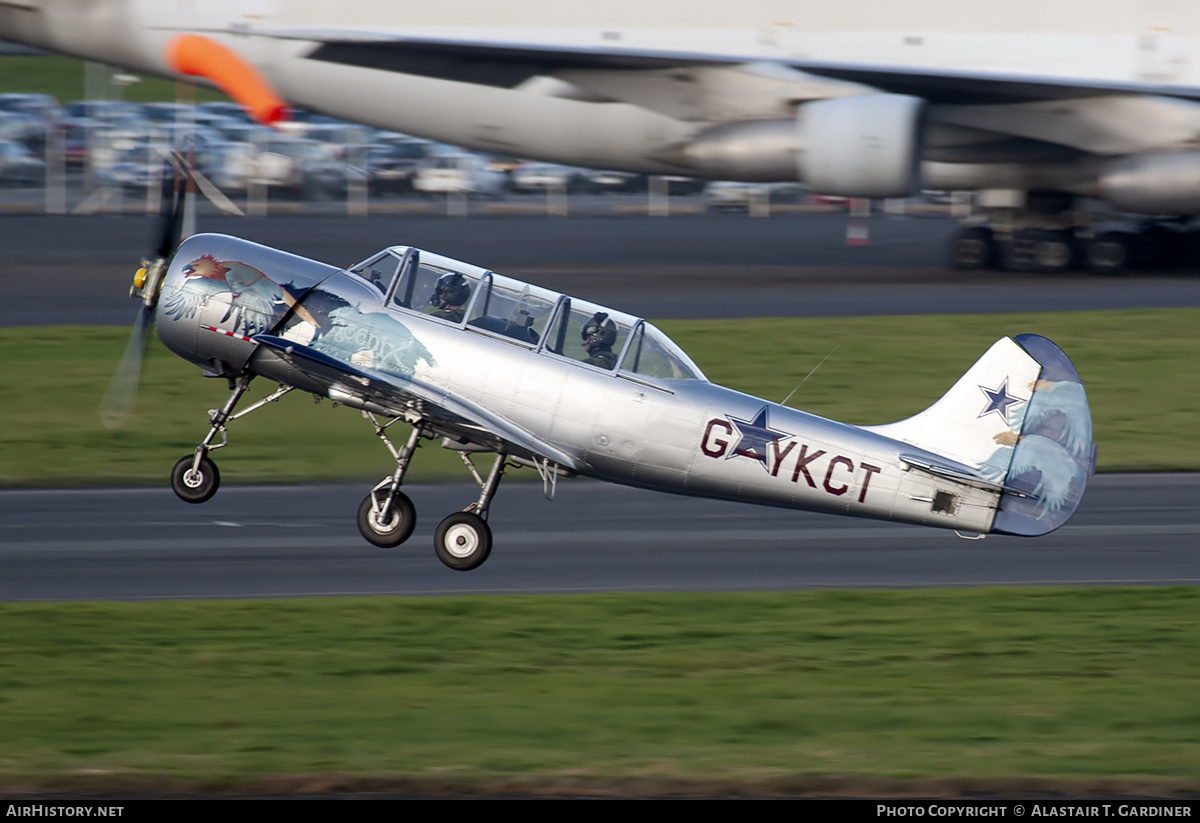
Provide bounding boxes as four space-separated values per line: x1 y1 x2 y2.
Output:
949 194 1197 276
1083 231 1134 276
949 226 995 270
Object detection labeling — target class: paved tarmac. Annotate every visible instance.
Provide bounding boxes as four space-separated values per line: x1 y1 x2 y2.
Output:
2 474 1196 601
4 213 1200 326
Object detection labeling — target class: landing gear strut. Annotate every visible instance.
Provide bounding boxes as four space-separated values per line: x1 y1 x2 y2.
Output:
356 414 508 570
944 190 1168 276
170 374 292 504
357 414 424 547
434 451 506 571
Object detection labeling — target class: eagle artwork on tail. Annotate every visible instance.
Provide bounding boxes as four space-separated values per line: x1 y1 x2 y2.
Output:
977 333 1096 534
163 254 317 335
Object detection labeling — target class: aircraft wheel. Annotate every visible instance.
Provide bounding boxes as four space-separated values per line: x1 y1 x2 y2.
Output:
1028 230 1076 273
949 226 994 270
435 512 492 571
357 490 416 548
1085 232 1133 276
170 455 220 504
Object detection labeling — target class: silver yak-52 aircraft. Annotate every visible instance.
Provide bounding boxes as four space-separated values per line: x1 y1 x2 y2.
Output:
109 219 1097 571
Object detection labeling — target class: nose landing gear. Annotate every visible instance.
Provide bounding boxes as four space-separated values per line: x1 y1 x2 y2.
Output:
169 375 292 504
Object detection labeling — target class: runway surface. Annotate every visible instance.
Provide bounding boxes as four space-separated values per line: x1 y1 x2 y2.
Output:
2 474 1196 601
4 213 1200 326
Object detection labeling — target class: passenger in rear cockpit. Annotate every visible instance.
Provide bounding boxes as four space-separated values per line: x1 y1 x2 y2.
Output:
428 273 470 322
581 312 618 370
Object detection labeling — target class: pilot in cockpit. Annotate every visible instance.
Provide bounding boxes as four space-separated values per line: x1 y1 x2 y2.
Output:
581 312 618 370
429 273 471 322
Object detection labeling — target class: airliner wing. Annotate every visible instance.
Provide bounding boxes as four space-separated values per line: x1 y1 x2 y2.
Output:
235 27 1200 104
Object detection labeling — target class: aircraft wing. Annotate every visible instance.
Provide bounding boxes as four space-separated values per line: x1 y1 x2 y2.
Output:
250 334 583 472
240 27 1200 105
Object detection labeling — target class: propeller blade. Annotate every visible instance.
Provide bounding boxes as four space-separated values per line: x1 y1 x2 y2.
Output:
99 304 153 430
154 157 187 260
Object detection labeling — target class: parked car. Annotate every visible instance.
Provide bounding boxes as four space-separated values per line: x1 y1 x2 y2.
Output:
60 116 107 169
581 169 647 194
0 93 64 123
660 175 706 196
196 101 253 123
247 136 348 199
95 142 172 191
0 111 48 154
705 181 804 211
509 162 587 193
0 139 47 187
66 99 143 123
412 153 506 196
205 141 255 193
367 139 430 196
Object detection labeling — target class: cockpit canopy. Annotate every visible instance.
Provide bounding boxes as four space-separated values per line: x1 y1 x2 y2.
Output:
347 247 706 382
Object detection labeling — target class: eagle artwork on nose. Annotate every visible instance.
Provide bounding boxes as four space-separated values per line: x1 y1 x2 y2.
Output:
164 254 317 335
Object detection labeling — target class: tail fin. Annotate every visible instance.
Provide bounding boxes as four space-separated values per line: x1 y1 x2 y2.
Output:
865 334 1095 536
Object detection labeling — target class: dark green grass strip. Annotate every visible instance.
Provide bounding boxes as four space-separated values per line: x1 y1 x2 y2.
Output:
0 589 1197 789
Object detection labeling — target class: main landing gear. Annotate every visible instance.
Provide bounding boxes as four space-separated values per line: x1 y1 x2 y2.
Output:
357 411 506 571
947 192 1198 276
949 225 1132 275
169 377 507 572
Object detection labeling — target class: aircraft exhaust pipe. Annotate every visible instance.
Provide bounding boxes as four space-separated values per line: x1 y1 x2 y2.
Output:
675 119 800 182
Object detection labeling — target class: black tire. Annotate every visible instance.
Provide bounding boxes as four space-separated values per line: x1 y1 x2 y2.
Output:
1085 232 1133 276
1027 230 1076 273
171 454 220 504
950 226 994 270
434 512 492 571
357 489 417 548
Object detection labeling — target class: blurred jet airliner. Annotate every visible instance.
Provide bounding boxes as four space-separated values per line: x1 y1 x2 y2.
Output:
5 0 1200 272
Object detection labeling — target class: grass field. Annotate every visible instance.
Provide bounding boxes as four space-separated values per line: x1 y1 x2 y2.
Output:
0 55 229 105
0 588 1197 792
1 308 1197 486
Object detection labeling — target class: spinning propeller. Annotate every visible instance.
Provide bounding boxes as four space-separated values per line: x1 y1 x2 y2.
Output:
98 36 288 429
98 155 192 429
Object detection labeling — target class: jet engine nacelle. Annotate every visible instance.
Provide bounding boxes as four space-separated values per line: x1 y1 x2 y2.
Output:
1098 151 1200 214
798 94 926 198
679 94 925 197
